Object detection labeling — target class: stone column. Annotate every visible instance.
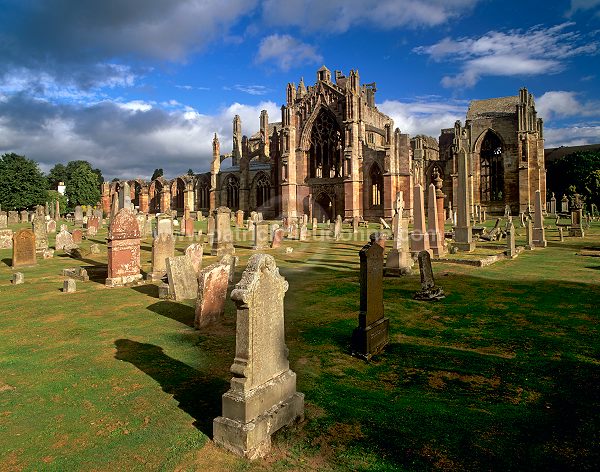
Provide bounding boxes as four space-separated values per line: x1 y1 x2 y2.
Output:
453 149 476 251
532 189 547 247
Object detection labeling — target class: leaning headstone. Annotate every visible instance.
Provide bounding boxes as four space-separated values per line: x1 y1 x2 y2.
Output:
195 257 231 329
0 229 13 249
166 255 198 300
211 207 235 257
379 218 390 230
253 222 270 250
11 272 24 284
185 243 204 273
12 229 36 268
148 233 175 281
213 254 304 459
413 251 445 300
63 279 77 293
351 241 389 360
106 209 142 286
271 228 284 248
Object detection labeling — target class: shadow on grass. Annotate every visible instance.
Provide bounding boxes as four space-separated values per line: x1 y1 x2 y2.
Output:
114 339 227 437
147 300 195 327
132 283 159 298
2 258 11 267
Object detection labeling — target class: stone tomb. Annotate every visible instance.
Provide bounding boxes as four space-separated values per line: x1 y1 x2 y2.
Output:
213 254 304 459
351 241 389 360
106 209 142 286
148 233 175 281
12 229 36 268
195 256 231 329
166 255 198 300
413 251 445 301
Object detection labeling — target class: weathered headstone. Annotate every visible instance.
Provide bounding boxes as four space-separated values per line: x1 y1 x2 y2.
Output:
561 195 569 213
236 210 244 228
211 207 235 257
271 228 284 248
351 241 389 360
299 224 307 241
0 229 13 249
410 184 430 253
74 206 83 224
427 183 445 257
195 257 231 329
166 255 198 300
505 221 517 258
385 211 413 276
453 148 476 251
532 190 547 247
352 216 359 234
379 217 390 230
185 243 204 273
11 272 24 284
413 251 445 300
32 218 48 254
46 219 57 234
8 211 19 225
62 267 89 281
157 217 173 236
207 215 215 247
12 229 36 268
72 229 83 244
20 210 28 223
55 226 76 250
63 279 77 293
333 216 342 241
213 254 304 459
106 209 142 286
148 233 175 281
136 214 147 238
253 222 270 250
0 214 6 229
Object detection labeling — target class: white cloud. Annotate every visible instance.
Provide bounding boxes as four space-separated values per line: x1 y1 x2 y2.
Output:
256 34 323 71
232 85 270 96
544 125 600 147
415 23 599 87
567 0 600 16
536 91 599 120
378 98 468 137
261 0 479 32
117 100 153 112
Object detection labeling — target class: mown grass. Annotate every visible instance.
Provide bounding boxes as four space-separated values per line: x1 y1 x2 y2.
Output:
0 218 598 471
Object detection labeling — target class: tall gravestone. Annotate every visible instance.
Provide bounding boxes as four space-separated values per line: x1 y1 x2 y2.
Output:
351 241 389 359
333 215 342 241
207 215 215 247
271 228 284 248
74 206 83 225
166 255 197 300
252 222 269 250
532 190 547 247
106 209 142 286
12 229 36 268
32 217 48 254
569 194 585 238
211 207 235 257
213 254 304 459
0 214 7 229
385 202 413 276
427 183 445 257
453 148 476 251
195 257 231 329
413 251 445 300
148 233 175 281
410 184 429 253
505 221 517 258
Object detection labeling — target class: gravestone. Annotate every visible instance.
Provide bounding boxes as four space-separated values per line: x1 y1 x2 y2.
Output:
413 251 445 300
20 210 28 223
157 217 173 236
166 255 198 300
0 229 13 249
525 218 534 250
55 226 76 250
561 195 569 213
353 216 359 234
46 219 57 234
532 190 547 247
74 206 83 224
0 214 6 229
148 233 175 281
379 218 390 230
569 194 585 238
11 272 24 284
213 254 304 459
185 243 204 273
427 183 445 257
211 207 235 257
62 267 89 281
351 241 389 360
558 227 564 242
106 209 142 286
63 279 77 293
236 210 244 228
195 257 231 329
410 184 430 253
253 222 269 250
505 221 517 258
453 149 475 251
87 216 99 236
72 229 83 244
207 215 215 247
12 229 36 268
8 211 19 225
136 214 147 238
333 216 342 240
32 218 48 254
271 228 284 248
385 212 413 276
299 224 307 241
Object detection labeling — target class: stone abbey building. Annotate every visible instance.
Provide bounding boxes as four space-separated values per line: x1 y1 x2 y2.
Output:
101 66 546 219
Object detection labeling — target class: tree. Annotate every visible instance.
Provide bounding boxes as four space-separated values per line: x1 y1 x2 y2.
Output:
547 150 600 208
47 163 67 189
151 168 164 180
65 163 101 208
47 190 68 214
187 168 194 176
0 153 48 210
64 160 103 186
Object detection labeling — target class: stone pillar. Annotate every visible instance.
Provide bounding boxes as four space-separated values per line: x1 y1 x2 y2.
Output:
410 184 429 253
532 190 547 247
453 149 476 252
351 241 389 359
213 254 304 459
139 191 149 213
160 188 171 213
427 183 445 257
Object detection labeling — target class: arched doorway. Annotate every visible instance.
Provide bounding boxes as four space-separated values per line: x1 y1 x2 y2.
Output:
479 131 504 203
314 192 333 222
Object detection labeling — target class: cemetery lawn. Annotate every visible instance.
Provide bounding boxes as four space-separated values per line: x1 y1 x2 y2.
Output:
0 220 599 471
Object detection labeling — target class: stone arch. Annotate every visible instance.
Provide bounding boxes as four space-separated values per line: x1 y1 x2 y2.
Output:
303 107 344 179
196 175 210 211
473 129 505 204
221 174 240 210
313 191 334 222
171 177 186 213
367 162 383 210
149 179 164 213
250 171 273 211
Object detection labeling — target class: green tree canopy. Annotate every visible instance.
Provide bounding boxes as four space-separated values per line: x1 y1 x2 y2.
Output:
187 168 194 176
47 163 67 189
151 168 164 180
547 150 600 208
65 163 102 208
47 190 68 215
0 153 48 210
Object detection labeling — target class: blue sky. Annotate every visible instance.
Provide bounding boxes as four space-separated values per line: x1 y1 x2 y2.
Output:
0 0 599 180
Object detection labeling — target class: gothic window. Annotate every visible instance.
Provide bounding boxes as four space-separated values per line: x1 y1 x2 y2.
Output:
255 173 271 208
370 163 383 208
309 110 343 179
197 179 209 209
226 175 240 210
480 131 504 202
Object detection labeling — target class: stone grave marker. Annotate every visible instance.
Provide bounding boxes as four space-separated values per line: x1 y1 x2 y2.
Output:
385 212 413 276
148 233 175 281
55 226 76 250
8 211 18 224
185 243 204 273
0 214 6 229
63 279 77 293
505 221 517 258
106 209 142 286
166 255 198 300
271 228 284 248
11 272 24 284
532 190 547 247
413 251 445 300
0 229 12 249
12 229 36 268
211 207 235 257
253 222 270 250
74 206 83 224
194 257 231 328
299 224 307 241
351 241 389 360
72 229 83 244
157 217 173 236
46 219 57 234
32 218 48 254
213 254 304 459
20 210 28 223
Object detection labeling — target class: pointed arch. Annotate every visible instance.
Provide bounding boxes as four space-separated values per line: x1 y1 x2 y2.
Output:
475 129 505 203
251 171 272 209
224 174 240 210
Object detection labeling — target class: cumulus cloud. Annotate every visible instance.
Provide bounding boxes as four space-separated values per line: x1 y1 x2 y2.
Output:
0 94 279 180
414 23 599 87
536 91 600 120
256 34 323 71
544 125 600 147
378 98 468 137
567 0 600 16
260 0 479 32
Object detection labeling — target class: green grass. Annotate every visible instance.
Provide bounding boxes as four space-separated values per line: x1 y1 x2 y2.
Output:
0 218 598 471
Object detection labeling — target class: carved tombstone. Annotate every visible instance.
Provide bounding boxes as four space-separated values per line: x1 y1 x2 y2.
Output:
253 222 270 250
0 214 7 229
271 228 284 249
46 219 57 234
185 243 204 273
148 233 175 281
211 207 235 257
106 209 142 286
12 229 36 268
505 221 517 258
55 226 75 250
166 255 198 300
0 229 12 249
213 254 304 459
74 206 83 224
157 217 173 236
385 211 413 276
32 218 48 253
351 241 389 359
72 229 83 244
194 256 231 329
413 251 445 300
